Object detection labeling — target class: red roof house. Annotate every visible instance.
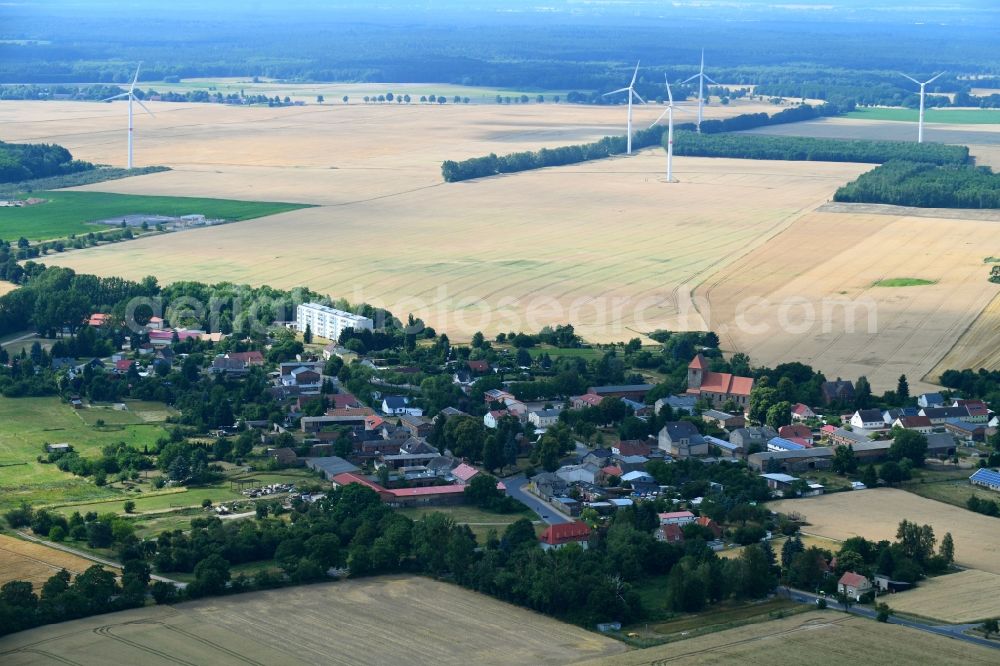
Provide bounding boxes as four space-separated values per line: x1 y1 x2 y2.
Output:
88 313 112 327
451 463 480 484
227 351 265 366
656 524 684 543
779 424 812 440
114 359 135 373
467 360 490 374
539 521 592 550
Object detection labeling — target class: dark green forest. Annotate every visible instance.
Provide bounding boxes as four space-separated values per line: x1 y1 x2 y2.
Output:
834 161 1000 209
0 141 93 184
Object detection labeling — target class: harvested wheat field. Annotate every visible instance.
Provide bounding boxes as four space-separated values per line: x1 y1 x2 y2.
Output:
0 575 624 665
0 281 17 297
574 611 998 665
770 489 1000 575
697 207 1000 392
0 534 98 586
930 291 1000 379
887 570 1000 623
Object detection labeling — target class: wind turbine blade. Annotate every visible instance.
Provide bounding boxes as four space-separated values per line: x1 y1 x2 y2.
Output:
603 87 630 96
101 92 130 102
681 74 699 84
649 108 670 128
665 77 674 105
630 61 640 88
704 75 720 85
925 71 946 84
700 48 705 74
130 62 142 92
632 90 646 105
899 72 920 86
135 97 155 117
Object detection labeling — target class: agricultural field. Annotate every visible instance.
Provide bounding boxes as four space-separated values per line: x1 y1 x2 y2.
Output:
845 107 1000 125
770 488 1000 575
696 208 1000 392
0 533 99 586
718 532 841 560
0 575 625 665
743 116 1000 149
0 397 169 511
77 400 176 426
901 473 1000 509
0 191 311 241
930 291 1000 379
396 504 539 543
888 570 1000 624
575 611 999 666
0 280 17 296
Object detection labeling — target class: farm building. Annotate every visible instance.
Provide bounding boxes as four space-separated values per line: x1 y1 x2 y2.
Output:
539 522 592 551
970 468 1000 492
305 456 360 479
658 511 696 526
587 384 655 402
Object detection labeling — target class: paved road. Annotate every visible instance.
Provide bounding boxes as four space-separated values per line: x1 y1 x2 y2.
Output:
17 530 187 589
781 586 999 650
503 474 572 525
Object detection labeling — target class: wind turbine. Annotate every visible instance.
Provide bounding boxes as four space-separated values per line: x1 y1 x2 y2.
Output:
603 61 645 155
102 63 154 169
649 75 686 182
899 71 945 143
681 49 718 133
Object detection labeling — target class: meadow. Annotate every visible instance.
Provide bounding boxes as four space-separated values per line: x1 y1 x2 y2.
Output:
0 576 626 665
887 570 1000 624
576 611 999 665
770 489 1000 575
0 533 100 586
0 397 169 511
0 191 311 241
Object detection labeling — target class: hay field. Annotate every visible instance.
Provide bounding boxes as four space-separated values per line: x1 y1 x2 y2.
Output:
930 291 1000 378
0 280 16 296
696 208 1000 392
769 489 1000 575
887 570 1000 623
574 611 998 665
0 576 625 666
0 534 97 586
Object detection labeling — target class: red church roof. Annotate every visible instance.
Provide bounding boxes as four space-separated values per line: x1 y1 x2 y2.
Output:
688 354 707 370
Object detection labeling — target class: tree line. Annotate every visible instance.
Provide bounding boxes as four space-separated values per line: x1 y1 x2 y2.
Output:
441 104 843 182
833 160 1000 209
672 132 970 166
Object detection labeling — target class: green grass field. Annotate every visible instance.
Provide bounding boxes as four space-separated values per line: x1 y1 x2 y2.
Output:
902 476 998 509
0 396 170 511
396 504 537 543
846 108 1000 125
872 277 937 287
0 191 312 241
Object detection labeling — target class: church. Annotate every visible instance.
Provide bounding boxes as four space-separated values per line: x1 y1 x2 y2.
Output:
685 353 754 408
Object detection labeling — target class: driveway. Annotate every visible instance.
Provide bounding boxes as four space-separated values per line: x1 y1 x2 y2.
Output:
503 474 572 525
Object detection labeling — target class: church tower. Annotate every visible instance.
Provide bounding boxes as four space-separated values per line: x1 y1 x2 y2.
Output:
688 354 705 390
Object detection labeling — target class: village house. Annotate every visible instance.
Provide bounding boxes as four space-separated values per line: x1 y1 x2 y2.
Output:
704 435 743 458
656 523 685 543
920 406 970 425
747 447 835 473
658 510 696 526
954 399 989 423
528 408 561 429
654 394 698 415
917 392 945 409
484 409 510 429
88 313 112 327
685 354 753 407
791 403 816 421
850 409 887 431
767 437 807 452
555 462 600 485
227 351 265 366
659 421 708 458
483 388 515 406
778 423 813 444
838 572 873 601
701 409 745 430
613 439 656 457
882 407 919 424
820 380 855 405
45 443 73 454
729 426 777 452
382 395 422 416
539 522 591 551
892 415 933 434
826 427 872 448
398 413 433 438
944 419 987 442
571 393 604 410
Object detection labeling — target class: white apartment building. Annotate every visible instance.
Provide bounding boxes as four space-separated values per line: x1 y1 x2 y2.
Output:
296 303 374 341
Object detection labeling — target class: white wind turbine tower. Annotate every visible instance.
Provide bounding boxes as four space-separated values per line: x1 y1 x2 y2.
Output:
102 63 155 169
681 49 718 133
649 75 686 182
899 71 945 143
604 61 645 155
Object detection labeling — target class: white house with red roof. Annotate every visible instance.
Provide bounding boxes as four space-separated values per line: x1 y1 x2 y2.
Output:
539 521 592 550
451 463 480 485
837 571 872 600
484 409 510 429
686 354 754 408
658 510 696 526
791 403 816 421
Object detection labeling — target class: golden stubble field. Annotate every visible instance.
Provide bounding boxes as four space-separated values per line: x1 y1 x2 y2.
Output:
0 534 98 586
574 611 999 665
4 97 1000 385
886 569 1000 623
0 575 625 665
697 208 1000 392
770 489 1000 575
0 280 17 297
